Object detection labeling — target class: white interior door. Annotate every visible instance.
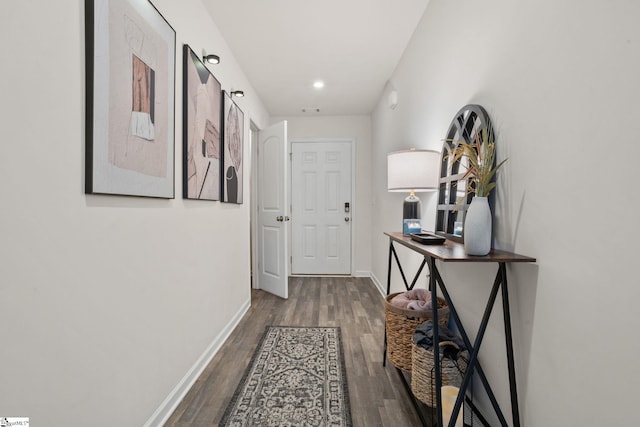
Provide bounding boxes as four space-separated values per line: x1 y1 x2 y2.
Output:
257 121 288 299
291 141 352 275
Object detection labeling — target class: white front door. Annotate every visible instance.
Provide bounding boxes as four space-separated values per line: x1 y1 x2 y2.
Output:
257 121 288 298
291 141 352 275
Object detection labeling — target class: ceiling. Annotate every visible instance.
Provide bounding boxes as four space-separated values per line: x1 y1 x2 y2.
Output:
202 0 430 116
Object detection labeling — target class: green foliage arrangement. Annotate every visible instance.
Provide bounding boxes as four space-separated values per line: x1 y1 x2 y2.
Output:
447 127 508 198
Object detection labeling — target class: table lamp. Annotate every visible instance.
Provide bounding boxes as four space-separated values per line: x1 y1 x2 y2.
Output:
387 149 440 234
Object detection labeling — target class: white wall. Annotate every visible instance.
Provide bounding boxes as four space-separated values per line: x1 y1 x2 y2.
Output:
371 0 640 425
271 115 373 276
0 0 269 425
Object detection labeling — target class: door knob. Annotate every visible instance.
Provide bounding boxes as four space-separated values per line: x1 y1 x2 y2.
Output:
345 217 350 222
276 216 284 222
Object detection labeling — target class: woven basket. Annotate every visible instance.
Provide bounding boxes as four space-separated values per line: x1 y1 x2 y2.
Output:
411 340 469 407
385 292 449 371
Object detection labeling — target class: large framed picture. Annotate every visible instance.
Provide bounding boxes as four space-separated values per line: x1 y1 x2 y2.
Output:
221 91 244 204
183 45 222 200
85 0 176 198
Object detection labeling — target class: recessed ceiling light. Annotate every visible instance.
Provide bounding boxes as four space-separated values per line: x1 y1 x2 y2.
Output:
313 81 325 89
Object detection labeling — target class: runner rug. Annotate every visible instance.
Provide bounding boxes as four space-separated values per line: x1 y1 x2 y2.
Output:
220 326 352 427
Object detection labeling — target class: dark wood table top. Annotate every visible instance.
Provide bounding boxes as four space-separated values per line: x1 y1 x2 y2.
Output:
385 231 536 263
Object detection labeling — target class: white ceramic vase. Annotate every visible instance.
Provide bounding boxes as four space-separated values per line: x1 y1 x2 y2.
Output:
464 196 492 256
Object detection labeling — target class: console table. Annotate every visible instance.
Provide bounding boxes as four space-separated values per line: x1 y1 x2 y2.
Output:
383 231 536 427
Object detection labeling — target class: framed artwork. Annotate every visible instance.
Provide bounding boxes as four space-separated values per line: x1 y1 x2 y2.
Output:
85 0 176 198
183 45 222 200
221 91 244 204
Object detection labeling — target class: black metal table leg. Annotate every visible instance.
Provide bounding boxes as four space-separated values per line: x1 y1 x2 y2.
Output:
391 243 427 291
432 263 509 426
455 271 505 426
383 241 393 367
428 256 444 427
386 240 394 295
500 262 521 427
384 241 430 368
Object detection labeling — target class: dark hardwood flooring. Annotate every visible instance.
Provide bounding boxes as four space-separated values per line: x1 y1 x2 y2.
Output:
164 276 423 426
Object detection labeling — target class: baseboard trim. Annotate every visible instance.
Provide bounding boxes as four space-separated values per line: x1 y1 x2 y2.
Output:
354 270 371 278
143 298 251 427
289 271 372 278
369 272 386 296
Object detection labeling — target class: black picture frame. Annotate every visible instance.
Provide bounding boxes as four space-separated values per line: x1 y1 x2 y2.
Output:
182 44 222 200
221 91 244 204
85 0 176 198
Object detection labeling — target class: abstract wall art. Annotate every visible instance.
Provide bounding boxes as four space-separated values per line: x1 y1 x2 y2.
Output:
221 91 244 204
182 45 222 200
85 0 176 198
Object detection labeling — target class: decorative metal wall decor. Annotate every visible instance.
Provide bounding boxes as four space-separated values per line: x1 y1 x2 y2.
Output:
182 44 222 200
435 104 494 242
85 0 176 198
221 91 244 204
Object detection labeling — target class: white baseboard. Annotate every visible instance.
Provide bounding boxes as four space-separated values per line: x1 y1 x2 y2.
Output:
353 270 371 278
369 272 386 296
289 271 371 278
143 298 251 427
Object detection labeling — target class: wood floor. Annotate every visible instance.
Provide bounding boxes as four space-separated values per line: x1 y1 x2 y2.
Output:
164 276 424 426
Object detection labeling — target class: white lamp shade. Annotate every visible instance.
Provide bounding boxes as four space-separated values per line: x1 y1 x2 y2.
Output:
387 149 440 192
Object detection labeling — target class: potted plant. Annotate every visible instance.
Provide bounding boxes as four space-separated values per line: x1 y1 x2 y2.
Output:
447 127 507 255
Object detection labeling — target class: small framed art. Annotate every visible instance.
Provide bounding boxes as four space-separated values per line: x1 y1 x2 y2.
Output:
221 91 244 204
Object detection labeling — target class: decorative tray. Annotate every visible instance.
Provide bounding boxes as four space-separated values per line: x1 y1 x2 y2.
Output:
409 232 446 245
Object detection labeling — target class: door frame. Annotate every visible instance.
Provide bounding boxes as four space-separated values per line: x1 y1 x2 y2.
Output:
289 138 356 276
250 120 259 289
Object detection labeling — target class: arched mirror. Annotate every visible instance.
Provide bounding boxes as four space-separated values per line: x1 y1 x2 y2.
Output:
435 104 494 242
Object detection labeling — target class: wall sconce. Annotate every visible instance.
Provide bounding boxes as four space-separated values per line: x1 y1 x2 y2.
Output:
230 90 244 98
203 54 220 64
387 149 440 234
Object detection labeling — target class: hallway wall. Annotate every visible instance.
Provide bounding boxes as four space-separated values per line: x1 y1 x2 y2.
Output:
371 0 640 425
0 1 269 425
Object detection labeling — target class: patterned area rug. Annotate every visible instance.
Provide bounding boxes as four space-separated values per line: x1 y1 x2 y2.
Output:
220 326 352 427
